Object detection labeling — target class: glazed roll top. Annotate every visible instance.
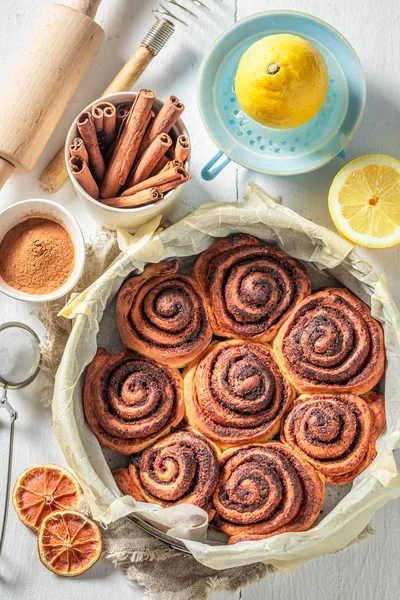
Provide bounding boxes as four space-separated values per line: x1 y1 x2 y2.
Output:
213 442 324 544
281 392 385 485
273 288 385 394
193 234 311 341
116 261 212 368
128 429 220 516
184 339 295 448
84 348 184 454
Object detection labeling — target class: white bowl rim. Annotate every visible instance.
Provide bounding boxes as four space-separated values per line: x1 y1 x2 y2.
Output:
0 198 85 303
65 91 191 214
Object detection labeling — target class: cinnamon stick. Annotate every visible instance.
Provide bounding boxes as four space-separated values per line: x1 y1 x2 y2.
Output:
127 133 172 187
100 89 156 199
91 106 103 132
160 159 183 173
102 187 163 208
92 101 117 147
137 96 184 158
174 135 190 163
104 107 145 164
150 154 169 177
121 166 190 197
69 156 99 199
103 104 117 147
158 170 191 194
77 111 105 184
69 138 89 164
116 102 132 126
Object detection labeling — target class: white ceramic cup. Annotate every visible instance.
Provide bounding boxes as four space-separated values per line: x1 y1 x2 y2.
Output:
65 92 191 231
0 199 85 302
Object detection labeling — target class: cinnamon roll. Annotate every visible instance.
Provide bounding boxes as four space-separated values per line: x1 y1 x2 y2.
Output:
112 468 143 499
128 429 220 517
193 234 311 342
273 288 385 394
184 339 295 449
281 392 386 485
116 261 212 368
213 442 324 544
83 348 184 454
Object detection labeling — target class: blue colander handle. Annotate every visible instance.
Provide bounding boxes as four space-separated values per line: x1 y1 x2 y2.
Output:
201 151 231 181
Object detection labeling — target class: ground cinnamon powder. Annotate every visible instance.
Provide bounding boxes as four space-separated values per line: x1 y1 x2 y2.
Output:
0 217 75 294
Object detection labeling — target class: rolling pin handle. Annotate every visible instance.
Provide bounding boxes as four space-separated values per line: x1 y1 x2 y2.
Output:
67 0 103 19
0 159 15 191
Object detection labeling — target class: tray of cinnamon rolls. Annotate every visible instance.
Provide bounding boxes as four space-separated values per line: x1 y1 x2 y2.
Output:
83 232 386 545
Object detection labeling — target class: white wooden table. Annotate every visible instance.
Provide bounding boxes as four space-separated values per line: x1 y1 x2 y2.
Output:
1 1 399 598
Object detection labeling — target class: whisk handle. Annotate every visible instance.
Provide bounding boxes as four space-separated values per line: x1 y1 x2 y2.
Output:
101 18 175 95
0 389 17 554
103 46 154 96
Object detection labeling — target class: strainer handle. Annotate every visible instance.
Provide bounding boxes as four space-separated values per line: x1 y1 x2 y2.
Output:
0 388 17 554
201 150 231 181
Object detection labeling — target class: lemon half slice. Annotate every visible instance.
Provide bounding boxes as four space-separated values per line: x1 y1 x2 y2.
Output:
329 155 400 248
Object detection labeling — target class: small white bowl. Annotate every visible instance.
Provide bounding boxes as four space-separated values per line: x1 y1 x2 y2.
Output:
0 199 85 303
65 92 191 231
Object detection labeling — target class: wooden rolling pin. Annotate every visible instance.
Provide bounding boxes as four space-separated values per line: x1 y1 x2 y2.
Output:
38 18 175 194
0 0 105 191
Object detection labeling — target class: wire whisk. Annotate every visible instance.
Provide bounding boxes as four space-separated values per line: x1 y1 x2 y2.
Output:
153 0 210 26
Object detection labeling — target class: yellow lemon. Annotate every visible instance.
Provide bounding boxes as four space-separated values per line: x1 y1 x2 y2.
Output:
329 155 400 248
235 34 329 129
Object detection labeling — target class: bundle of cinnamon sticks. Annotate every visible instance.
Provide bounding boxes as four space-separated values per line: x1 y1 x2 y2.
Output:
68 90 191 209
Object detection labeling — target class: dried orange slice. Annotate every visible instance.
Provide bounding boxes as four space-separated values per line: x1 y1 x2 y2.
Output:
37 510 102 577
12 464 81 531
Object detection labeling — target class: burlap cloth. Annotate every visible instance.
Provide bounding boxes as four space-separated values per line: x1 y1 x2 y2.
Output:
37 229 370 599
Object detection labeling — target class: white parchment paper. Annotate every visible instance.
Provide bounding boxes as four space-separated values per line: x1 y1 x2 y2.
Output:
53 183 400 569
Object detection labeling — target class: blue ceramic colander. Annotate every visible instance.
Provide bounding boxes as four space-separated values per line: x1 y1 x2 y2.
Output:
197 11 366 180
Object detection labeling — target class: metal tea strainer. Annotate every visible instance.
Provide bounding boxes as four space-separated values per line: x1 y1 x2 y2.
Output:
0 322 41 553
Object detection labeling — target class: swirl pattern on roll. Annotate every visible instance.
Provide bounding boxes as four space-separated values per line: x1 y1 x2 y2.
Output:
193 234 311 342
184 339 295 449
273 288 385 394
84 348 184 454
281 392 385 485
128 429 220 516
213 442 324 544
116 261 212 368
